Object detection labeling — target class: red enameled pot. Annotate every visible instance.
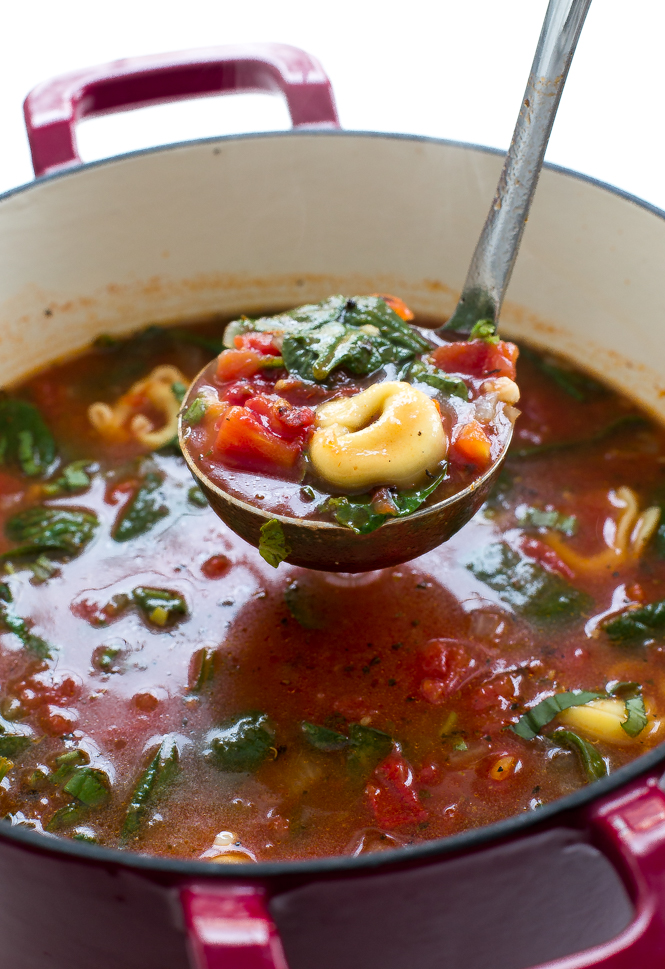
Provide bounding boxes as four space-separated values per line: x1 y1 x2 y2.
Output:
2 43 665 969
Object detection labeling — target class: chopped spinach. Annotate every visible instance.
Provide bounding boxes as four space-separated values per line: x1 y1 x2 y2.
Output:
132 587 188 627
516 506 577 536
171 381 187 404
204 712 274 773
122 736 180 839
50 749 89 785
0 588 54 658
47 761 111 831
0 716 33 758
469 319 499 345
328 470 446 534
259 519 291 568
183 395 208 425
347 723 393 774
301 722 349 751
188 646 217 691
467 542 592 625
607 681 649 737
63 768 111 807
0 757 13 783
511 690 603 740
548 729 607 782
113 471 169 542
0 398 56 477
402 360 468 399
284 581 324 629
4 507 98 559
187 484 208 508
43 460 94 496
602 600 665 646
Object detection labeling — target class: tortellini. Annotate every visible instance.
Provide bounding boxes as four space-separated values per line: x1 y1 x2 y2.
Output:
88 365 187 450
309 381 447 491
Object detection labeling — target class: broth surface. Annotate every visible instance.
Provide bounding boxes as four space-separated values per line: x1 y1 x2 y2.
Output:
0 319 662 862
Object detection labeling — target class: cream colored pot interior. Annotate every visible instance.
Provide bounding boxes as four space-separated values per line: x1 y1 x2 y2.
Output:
0 132 663 417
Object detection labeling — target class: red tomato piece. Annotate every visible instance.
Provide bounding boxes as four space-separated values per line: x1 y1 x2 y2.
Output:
366 749 428 828
245 395 315 441
216 348 266 382
234 332 281 355
519 535 576 581
201 554 232 579
450 420 492 468
215 404 304 476
431 338 518 380
419 638 490 703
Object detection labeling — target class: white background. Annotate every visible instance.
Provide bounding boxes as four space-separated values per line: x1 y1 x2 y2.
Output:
1 0 663 210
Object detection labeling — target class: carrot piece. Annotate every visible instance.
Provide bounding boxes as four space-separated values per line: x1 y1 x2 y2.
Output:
371 293 415 321
451 420 492 467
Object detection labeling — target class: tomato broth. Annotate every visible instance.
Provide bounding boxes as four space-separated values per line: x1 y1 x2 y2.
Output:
0 318 662 862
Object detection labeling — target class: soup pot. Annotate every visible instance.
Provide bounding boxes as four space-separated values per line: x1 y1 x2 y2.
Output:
3 42 665 969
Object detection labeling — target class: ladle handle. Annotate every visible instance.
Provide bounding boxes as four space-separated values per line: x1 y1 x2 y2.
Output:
23 43 339 178
444 0 592 334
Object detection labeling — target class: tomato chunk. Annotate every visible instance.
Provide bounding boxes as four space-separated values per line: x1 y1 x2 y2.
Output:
450 420 492 468
431 338 518 380
214 395 315 476
216 348 267 382
419 638 489 702
234 332 281 355
366 750 428 828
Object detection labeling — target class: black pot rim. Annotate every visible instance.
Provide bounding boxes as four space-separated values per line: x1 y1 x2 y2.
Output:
1 127 664 881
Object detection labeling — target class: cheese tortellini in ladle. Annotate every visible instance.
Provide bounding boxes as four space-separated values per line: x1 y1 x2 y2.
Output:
309 381 447 491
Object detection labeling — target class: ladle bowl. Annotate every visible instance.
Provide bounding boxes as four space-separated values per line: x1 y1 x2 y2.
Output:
178 376 511 572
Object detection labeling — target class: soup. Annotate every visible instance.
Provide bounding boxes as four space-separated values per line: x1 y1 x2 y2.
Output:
0 312 662 862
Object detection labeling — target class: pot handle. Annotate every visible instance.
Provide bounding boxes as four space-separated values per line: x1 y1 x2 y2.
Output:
534 774 665 969
181 883 289 969
23 42 340 178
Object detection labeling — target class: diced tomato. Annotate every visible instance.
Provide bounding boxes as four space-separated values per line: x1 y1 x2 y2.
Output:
519 535 576 581
216 348 267 382
214 395 314 477
372 293 415 322
419 638 490 702
366 749 428 828
450 420 492 468
234 332 281 355
201 554 232 579
431 338 518 380
244 395 316 441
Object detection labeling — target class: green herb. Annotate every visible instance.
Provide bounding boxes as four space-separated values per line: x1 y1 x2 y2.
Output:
183 395 208 425
47 803 85 831
549 729 607 782
511 690 603 740
403 360 469 399
328 471 446 534
4 507 98 559
50 749 89 785
171 381 187 404
0 589 54 658
602 600 665 646
132 587 188 627
284 581 324 629
43 460 94 496
259 519 291 568
453 740 468 751
469 319 500 345
516 506 577 536
188 646 217 692
467 542 592 626
187 484 208 508
347 723 393 774
0 716 33 758
607 681 648 737
122 736 180 839
28 554 59 584
301 722 349 751
204 712 274 773
113 471 169 542
0 757 13 783
0 398 56 477
47 761 111 831
63 768 110 807
511 415 647 459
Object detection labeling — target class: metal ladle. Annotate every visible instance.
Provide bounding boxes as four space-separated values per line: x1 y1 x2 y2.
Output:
180 0 592 572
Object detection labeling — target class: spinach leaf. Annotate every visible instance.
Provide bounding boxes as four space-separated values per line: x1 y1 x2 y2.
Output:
204 712 274 772
282 322 411 382
516 506 577 536
603 600 665 646
183 395 208 425
511 691 603 740
47 760 111 831
548 729 607 782
188 646 217 692
4 507 98 559
63 767 111 807
47 803 86 831
347 723 393 774
469 319 499 345
113 471 169 542
259 519 291 568
607 681 649 737
132 587 188 627
284 581 324 629
0 716 33 758
511 415 648 459
43 460 94 496
0 586 54 658
467 543 592 626
50 749 89 785
0 757 13 783
122 736 180 839
187 484 208 508
403 360 469 399
301 721 349 751
0 398 56 477
342 296 431 353
328 471 446 534
171 382 187 404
